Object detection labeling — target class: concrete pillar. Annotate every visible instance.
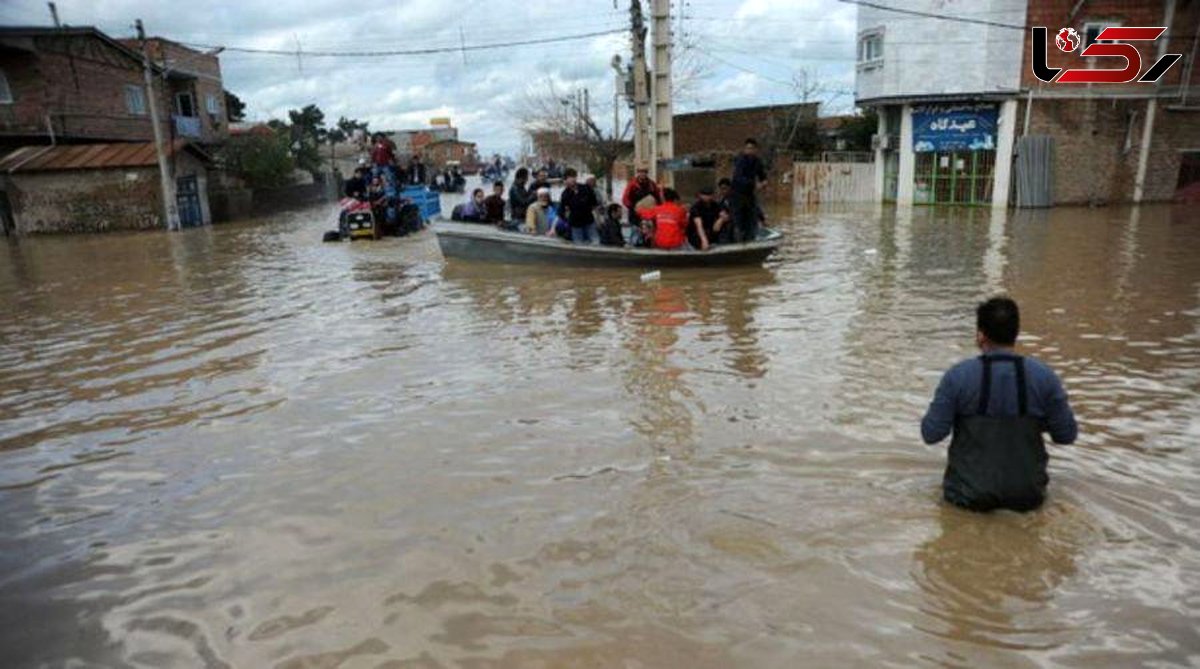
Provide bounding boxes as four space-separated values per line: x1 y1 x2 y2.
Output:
1133 98 1157 203
992 98 1018 209
897 104 915 206
873 110 886 202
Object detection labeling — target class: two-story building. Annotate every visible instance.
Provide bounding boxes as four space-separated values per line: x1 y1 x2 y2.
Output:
0 26 227 233
855 0 1200 207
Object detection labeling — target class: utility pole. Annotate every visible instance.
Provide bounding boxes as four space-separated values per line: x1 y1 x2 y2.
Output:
629 0 652 176
650 0 674 186
47 2 60 27
137 19 180 231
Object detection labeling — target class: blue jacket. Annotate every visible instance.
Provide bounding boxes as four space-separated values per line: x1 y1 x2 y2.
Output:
921 349 1077 445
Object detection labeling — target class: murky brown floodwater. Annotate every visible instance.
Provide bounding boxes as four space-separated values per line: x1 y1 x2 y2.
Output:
0 202 1197 668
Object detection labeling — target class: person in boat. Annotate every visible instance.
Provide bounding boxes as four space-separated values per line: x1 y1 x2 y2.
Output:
730 138 768 243
717 177 763 244
687 186 725 251
597 203 626 247
921 297 1078 512
483 180 507 225
619 165 667 246
456 188 487 222
636 188 697 251
530 168 552 194
524 187 559 236
559 168 600 244
508 168 534 223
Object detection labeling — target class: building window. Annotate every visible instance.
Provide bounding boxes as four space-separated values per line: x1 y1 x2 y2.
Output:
125 84 147 115
205 93 220 115
175 91 196 117
1083 21 1122 47
858 30 884 67
0 69 12 104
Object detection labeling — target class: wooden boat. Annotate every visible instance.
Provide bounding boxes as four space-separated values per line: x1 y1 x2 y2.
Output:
433 220 782 267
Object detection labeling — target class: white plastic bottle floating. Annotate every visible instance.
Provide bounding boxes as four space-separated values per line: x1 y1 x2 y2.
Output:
641 270 662 282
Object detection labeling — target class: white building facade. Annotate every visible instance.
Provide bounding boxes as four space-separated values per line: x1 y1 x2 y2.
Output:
855 0 1027 207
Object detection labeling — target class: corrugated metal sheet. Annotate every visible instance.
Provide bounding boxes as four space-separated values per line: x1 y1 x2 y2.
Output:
0 140 200 174
1014 136 1054 208
792 162 876 205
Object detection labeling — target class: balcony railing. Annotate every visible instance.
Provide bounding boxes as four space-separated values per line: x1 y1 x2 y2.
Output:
173 115 201 138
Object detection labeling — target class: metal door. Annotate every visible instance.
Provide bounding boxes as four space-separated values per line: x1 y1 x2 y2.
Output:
176 175 203 227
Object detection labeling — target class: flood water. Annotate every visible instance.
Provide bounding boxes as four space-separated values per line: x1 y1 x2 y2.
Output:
0 203 1197 668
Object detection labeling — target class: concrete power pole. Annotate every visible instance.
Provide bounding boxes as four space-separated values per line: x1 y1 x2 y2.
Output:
629 0 651 173
650 0 674 186
137 20 180 231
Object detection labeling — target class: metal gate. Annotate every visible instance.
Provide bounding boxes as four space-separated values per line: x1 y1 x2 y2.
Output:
914 149 995 205
176 175 203 227
1015 136 1054 208
792 161 876 205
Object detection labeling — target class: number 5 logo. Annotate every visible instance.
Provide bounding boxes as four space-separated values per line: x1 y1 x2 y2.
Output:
1032 26 1183 84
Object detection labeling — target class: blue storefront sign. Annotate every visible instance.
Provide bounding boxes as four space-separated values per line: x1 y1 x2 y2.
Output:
912 103 998 153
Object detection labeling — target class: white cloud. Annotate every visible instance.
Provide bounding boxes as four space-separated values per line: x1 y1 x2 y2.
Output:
3 0 855 153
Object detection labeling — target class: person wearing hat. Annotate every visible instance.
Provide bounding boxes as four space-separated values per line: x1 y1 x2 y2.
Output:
524 187 559 236
687 186 726 251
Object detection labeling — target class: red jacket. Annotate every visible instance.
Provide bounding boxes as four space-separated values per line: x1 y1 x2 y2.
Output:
638 202 689 249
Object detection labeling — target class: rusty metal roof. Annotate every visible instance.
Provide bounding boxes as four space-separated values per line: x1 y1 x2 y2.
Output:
0 140 211 174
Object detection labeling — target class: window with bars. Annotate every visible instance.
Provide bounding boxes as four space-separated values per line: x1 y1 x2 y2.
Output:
914 150 996 206
125 85 147 115
0 69 12 104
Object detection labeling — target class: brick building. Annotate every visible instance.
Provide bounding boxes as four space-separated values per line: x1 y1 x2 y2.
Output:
0 27 227 150
0 26 230 233
1019 0 1200 204
0 140 214 234
854 0 1200 207
423 139 479 170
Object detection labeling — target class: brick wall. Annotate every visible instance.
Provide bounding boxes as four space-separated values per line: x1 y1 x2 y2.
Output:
1023 98 1200 203
151 40 228 145
1023 0 1200 90
6 167 164 233
674 103 818 156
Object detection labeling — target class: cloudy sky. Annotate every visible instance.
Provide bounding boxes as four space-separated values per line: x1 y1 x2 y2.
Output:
0 0 859 155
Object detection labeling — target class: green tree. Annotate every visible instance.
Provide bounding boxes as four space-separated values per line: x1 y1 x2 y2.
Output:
224 90 247 122
839 111 879 152
222 128 295 189
286 104 327 175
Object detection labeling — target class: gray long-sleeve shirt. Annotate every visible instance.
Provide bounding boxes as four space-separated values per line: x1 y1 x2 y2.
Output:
921 349 1078 445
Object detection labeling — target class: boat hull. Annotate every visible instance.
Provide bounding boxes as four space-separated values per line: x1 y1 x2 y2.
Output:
433 221 781 268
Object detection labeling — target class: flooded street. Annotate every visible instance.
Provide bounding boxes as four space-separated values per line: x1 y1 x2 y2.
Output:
0 203 1197 667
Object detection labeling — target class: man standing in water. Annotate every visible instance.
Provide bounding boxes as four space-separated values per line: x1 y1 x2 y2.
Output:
730 138 767 243
921 297 1078 512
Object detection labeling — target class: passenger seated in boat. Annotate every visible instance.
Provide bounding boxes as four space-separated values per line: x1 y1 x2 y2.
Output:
687 186 724 250
636 188 695 250
530 169 552 194
524 187 559 235
483 181 507 225
455 188 487 222
597 203 626 247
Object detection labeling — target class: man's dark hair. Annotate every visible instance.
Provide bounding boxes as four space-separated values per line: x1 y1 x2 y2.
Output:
472 188 484 196
977 297 1020 345
515 167 528 180
564 167 578 178
663 188 680 202
493 180 504 189
745 138 758 147
718 177 732 188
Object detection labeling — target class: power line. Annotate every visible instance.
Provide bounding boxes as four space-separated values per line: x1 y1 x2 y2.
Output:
181 28 625 58
835 0 1025 31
